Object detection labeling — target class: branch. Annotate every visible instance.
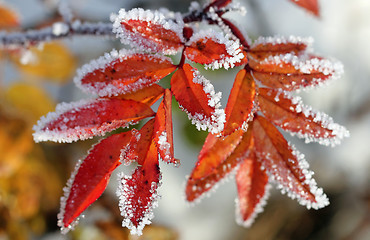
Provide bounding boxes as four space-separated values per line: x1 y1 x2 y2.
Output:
0 21 114 48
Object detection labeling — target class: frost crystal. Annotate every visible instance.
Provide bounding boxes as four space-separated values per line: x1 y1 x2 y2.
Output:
252 35 314 50
52 22 69 36
58 159 83 234
33 99 97 143
157 131 172 162
116 172 161 235
188 69 226 134
187 29 244 70
73 48 174 97
281 90 350 146
261 53 344 90
32 98 141 143
258 144 329 210
235 184 271 227
111 8 184 55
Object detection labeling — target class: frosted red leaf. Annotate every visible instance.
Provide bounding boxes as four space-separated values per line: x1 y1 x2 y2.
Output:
248 52 343 91
112 8 184 54
250 35 312 55
186 129 252 202
117 132 161 235
133 118 156 166
75 49 176 97
252 70 333 91
236 152 269 227
58 130 138 233
289 0 319 17
191 130 243 180
113 84 164 106
252 115 329 209
184 30 244 70
223 69 255 136
258 88 349 146
154 89 178 165
33 98 155 143
171 63 225 134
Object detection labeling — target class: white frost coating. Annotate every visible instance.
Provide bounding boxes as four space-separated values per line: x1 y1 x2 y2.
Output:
52 22 69 36
19 49 37 65
157 131 172 162
111 8 184 55
279 90 350 146
185 69 225 134
186 29 244 70
252 35 314 51
33 98 96 143
205 6 251 46
73 48 173 97
260 53 344 90
58 159 83 234
32 98 136 143
116 172 161 236
235 184 271 227
258 144 329 210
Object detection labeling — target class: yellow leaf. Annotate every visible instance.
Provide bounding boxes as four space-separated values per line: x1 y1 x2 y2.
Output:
13 42 77 83
0 4 19 29
5 83 55 121
0 110 32 176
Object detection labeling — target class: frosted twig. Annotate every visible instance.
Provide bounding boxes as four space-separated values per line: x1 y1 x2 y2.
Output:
0 21 114 48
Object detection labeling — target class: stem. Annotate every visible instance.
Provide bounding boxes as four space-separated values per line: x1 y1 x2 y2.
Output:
0 21 114 48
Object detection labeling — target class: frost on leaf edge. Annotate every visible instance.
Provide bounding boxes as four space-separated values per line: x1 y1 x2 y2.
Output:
111 8 184 55
116 172 161 236
186 29 245 70
181 67 226 134
73 48 175 97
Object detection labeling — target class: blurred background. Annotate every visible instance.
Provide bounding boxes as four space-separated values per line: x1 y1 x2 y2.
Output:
0 0 369 239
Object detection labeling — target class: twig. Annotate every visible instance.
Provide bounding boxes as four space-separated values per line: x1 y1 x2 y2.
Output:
0 21 114 48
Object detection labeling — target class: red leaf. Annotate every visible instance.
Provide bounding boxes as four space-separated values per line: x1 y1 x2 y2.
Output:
252 115 329 209
236 152 269 227
75 50 176 97
250 36 311 55
258 88 349 146
58 130 138 233
252 70 333 91
113 84 164 106
223 69 255 136
184 31 244 69
154 89 178 165
33 98 155 143
171 63 225 134
248 52 343 91
112 8 184 54
186 129 252 202
191 130 243 180
117 137 161 235
134 119 156 165
289 0 320 17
